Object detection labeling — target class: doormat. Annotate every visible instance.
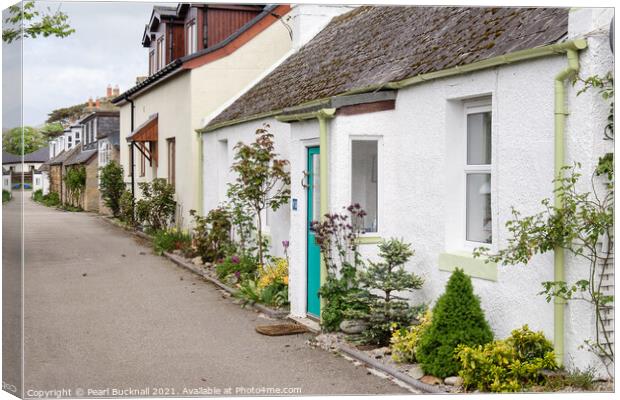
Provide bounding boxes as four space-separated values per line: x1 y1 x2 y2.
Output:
255 323 310 336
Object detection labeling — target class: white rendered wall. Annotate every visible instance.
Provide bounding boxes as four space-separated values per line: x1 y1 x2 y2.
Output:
202 118 292 261
301 45 611 373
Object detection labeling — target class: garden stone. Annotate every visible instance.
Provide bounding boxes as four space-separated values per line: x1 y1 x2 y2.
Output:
339 319 368 334
444 376 463 386
172 249 182 255
192 256 203 265
407 364 425 380
420 375 442 386
370 346 391 359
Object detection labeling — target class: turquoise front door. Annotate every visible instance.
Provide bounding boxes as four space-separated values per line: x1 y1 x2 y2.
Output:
306 146 321 317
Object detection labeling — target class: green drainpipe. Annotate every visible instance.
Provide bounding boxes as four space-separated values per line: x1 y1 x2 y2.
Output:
277 108 336 321
553 42 587 366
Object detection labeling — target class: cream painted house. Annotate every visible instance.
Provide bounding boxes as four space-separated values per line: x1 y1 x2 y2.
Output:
200 6 614 375
112 3 296 227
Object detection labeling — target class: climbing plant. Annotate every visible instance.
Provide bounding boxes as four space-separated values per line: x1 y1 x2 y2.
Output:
474 73 614 376
63 166 86 208
99 161 125 217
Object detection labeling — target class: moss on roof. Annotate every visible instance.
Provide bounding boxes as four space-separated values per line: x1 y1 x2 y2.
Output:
208 6 568 128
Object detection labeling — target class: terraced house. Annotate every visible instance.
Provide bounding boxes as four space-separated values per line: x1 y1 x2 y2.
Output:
200 6 614 374
112 3 300 227
112 3 354 227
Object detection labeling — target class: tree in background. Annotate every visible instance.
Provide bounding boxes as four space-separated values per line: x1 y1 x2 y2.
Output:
2 126 47 155
46 102 88 125
39 122 64 138
3 1 75 43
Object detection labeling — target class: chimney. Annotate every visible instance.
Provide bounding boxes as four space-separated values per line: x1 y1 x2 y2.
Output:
290 4 355 50
113 84 120 97
88 97 93 108
95 97 101 108
106 84 112 98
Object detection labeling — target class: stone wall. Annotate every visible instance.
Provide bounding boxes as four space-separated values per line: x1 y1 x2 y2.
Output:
84 157 99 212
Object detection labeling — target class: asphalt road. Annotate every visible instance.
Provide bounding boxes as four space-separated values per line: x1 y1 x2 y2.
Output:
6 190 410 397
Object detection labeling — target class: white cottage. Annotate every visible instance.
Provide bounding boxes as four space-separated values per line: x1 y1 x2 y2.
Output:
199 6 614 373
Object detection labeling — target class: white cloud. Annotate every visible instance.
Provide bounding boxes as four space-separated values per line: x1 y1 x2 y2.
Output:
18 1 156 126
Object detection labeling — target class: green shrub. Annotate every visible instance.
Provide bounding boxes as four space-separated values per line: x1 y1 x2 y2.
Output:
152 228 191 256
216 255 257 281
99 161 125 216
358 238 424 345
2 189 11 203
234 279 289 309
32 189 43 202
44 192 60 207
35 191 60 207
135 179 176 231
456 325 558 392
417 268 493 378
391 309 432 363
190 207 233 263
119 190 135 227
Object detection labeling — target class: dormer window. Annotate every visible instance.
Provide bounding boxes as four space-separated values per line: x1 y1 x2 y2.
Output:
186 20 197 55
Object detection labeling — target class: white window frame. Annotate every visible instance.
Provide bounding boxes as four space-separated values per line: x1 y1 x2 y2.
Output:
462 100 493 249
349 135 382 235
186 20 197 55
157 37 164 70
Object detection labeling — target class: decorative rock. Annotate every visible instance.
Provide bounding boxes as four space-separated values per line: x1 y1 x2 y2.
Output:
192 256 203 265
370 346 391 359
407 364 425 380
420 375 443 386
172 249 182 255
339 319 369 334
444 376 463 386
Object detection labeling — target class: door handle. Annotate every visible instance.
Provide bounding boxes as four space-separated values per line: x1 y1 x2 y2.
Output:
301 170 310 189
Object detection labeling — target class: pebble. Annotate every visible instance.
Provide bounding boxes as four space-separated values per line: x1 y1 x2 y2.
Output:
420 375 443 386
407 364 425 380
444 376 463 386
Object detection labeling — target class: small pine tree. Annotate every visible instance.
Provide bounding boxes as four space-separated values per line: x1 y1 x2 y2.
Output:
417 268 493 377
358 238 424 345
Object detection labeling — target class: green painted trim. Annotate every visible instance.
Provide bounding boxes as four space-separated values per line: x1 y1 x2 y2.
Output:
198 109 283 133
276 108 336 122
438 251 498 281
355 236 382 245
200 39 587 133
552 47 582 367
317 110 335 321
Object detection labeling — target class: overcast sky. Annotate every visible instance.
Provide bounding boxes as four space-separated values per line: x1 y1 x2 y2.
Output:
3 1 164 129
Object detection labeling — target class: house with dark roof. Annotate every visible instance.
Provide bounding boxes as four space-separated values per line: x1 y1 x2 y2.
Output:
111 3 351 227
197 6 614 373
2 146 50 190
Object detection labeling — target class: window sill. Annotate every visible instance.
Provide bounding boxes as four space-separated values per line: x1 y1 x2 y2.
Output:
355 236 382 245
438 250 497 281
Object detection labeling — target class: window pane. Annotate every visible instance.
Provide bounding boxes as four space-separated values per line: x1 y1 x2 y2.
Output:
467 111 492 165
351 140 378 232
466 173 492 243
311 153 320 222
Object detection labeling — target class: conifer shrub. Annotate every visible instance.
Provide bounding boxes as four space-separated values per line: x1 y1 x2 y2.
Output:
416 268 493 377
358 238 424 345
